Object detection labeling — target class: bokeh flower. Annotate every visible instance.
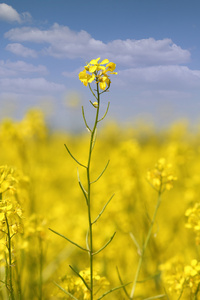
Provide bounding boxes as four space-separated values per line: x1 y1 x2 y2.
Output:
160 257 200 297
185 202 200 245
147 158 177 192
56 268 109 300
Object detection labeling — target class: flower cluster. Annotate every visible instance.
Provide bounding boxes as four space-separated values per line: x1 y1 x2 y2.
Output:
146 158 177 192
160 257 185 294
79 58 117 90
185 202 200 245
57 269 109 299
0 166 23 234
160 257 200 296
0 166 24 264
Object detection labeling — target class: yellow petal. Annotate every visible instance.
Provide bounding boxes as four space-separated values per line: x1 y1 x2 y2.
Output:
88 74 95 83
99 81 107 90
89 65 97 73
100 59 109 65
89 58 100 65
79 70 87 79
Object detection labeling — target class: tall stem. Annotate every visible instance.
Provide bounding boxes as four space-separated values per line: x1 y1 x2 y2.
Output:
129 189 162 299
5 214 15 300
87 82 101 300
39 237 43 300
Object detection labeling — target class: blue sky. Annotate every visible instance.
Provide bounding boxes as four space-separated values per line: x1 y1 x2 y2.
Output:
0 0 200 130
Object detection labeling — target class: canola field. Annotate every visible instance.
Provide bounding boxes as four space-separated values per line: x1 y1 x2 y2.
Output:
1 58 200 300
0 109 200 300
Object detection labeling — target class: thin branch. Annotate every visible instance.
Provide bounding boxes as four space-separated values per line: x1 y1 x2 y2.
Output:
98 102 110 122
77 168 88 205
144 295 166 300
129 232 142 256
86 228 90 251
91 128 97 151
194 282 200 299
88 83 98 100
99 81 110 95
91 160 110 184
64 144 87 168
54 281 79 300
97 282 131 300
92 232 116 256
137 272 161 283
69 265 91 291
92 194 114 225
82 106 91 132
177 280 186 300
49 228 89 252
163 287 170 300
116 266 130 299
89 100 98 108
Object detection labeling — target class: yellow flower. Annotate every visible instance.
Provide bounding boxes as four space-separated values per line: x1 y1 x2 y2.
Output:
185 202 200 245
160 257 200 296
147 158 177 192
79 69 95 86
97 73 111 90
58 268 109 299
106 62 117 73
79 58 117 90
86 57 109 73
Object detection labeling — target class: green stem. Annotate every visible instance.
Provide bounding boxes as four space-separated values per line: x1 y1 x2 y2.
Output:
129 189 162 299
39 237 43 300
87 81 101 300
5 214 15 300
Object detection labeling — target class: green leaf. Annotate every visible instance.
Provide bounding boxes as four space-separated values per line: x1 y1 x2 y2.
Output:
116 266 130 299
97 282 131 300
92 232 116 256
98 102 110 122
77 168 88 205
144 295 166 300
49 228 89 252
92 194 114 225
91 160 110 184
54 281 79 300
69 265 91 291
64 144 87 168
82 106 91 132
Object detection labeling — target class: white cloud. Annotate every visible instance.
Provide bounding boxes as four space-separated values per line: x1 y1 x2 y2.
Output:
0 77 65 94
115 65 200 90
2 23 200 119
62 67 82 78
20 12 32 23
0 60 47 77
4 24 190 66
0 3 21 22
0 3 31 23
6 43 37 58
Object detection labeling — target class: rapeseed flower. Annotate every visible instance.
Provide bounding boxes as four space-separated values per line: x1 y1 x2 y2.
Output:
0 166 24 237
79 57 117 90
185 202 200 245
160 257 200 297
147 158 177 192
57 268 109 300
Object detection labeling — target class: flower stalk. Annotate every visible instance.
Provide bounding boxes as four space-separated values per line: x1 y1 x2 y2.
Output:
129 188 162 299
49 58 119 299
5 213 15 300
129 158 177 299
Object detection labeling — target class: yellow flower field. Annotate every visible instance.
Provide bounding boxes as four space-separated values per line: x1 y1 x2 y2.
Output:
0 109 200 299
0 58 200 299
